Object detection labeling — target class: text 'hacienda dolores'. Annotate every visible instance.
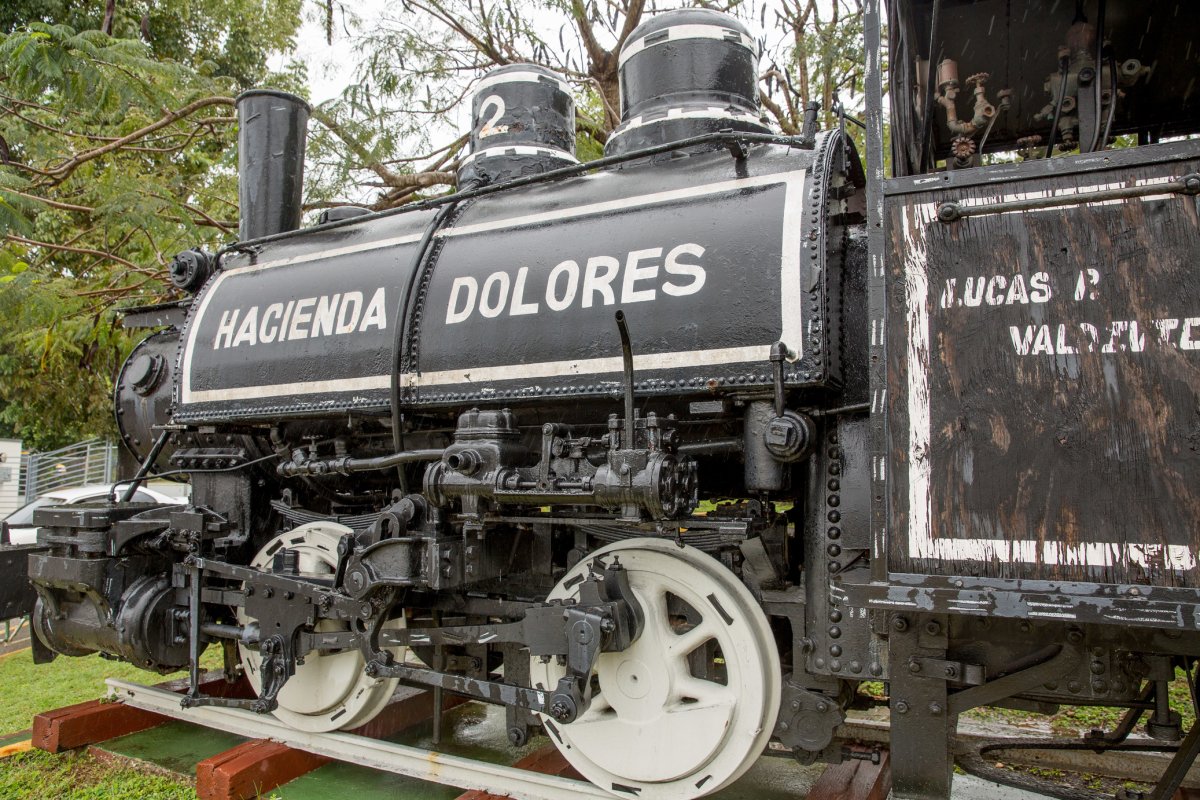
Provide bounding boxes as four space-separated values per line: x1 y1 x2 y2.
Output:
212 288 388 349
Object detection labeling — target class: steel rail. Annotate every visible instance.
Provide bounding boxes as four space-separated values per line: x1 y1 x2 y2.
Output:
105 678 614 800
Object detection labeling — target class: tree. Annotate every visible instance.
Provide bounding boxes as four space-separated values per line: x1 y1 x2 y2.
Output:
1 0 304 86
0 7 304 449
762 0 866 135
304 0 653 209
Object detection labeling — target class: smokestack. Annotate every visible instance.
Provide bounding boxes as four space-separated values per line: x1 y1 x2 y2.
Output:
236 89 310 241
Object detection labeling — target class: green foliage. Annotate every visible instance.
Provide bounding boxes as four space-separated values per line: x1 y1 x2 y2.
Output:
0 5 303 449
0 0 304 87
0 272 132 447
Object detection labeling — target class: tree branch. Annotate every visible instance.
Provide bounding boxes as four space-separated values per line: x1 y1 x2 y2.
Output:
759 90 800 135
615 0 646 49
36 97 236 186
5 234 155 275
310 107 406 186
1 188 94 213
571 0 608 66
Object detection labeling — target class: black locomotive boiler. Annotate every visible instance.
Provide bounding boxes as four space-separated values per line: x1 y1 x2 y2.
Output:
6 2 1200 798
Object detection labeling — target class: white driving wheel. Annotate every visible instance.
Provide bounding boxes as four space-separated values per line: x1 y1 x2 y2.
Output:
237 522 405 732
530 538 780 799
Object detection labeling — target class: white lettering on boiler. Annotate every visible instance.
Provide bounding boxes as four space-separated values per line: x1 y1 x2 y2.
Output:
546 261 579 311
662 243 706 296
479 272 510 318
336 292 363 334
260 303 284 343
445 243 708 324
212 288 387 349
621 248 661 303
509 267 539 316
583 256 619 308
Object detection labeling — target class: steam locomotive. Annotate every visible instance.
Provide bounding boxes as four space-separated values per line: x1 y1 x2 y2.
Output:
5 1 1200 798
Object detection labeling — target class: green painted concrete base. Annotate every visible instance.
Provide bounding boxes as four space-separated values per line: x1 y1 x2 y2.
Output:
96 720 246 776
275 701 543 799
93 701 820 799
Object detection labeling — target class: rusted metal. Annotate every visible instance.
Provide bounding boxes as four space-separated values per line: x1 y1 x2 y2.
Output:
807 750 891 800
842 712 1200 788
936 173 1200 222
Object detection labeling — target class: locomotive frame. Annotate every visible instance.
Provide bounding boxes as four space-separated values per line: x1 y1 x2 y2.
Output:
5 2 1200 800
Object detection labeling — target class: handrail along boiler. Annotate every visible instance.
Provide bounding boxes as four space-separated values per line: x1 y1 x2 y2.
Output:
6 3 1200 799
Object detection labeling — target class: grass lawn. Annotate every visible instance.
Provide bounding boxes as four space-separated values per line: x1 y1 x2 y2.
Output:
861 672 1196 735
0 643 223 798
0 645 221 736
0 748 194 800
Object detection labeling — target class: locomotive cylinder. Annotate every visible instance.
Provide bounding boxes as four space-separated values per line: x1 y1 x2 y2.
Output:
236 89 310 241
30 576 191 672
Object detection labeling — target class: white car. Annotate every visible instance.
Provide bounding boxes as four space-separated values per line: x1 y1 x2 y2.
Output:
2 484 186 546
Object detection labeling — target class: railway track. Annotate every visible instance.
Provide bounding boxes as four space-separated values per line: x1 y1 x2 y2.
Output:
103 675 1195 799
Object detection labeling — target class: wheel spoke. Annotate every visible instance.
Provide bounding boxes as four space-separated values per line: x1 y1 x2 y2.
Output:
575 689 615 724
665 620 718 660
634 585 672 650
670 675 736 711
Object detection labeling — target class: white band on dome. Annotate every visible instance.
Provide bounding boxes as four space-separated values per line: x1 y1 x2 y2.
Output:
473 70 571 95
619 24 757 68
460 144 580 166
610 107 766 139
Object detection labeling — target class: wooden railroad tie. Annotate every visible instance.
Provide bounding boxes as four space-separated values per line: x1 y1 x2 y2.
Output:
32 673 252 754
194 687 470 800
807 750 892 800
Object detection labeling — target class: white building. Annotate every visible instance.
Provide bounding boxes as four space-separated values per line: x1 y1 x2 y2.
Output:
0 439 22 517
